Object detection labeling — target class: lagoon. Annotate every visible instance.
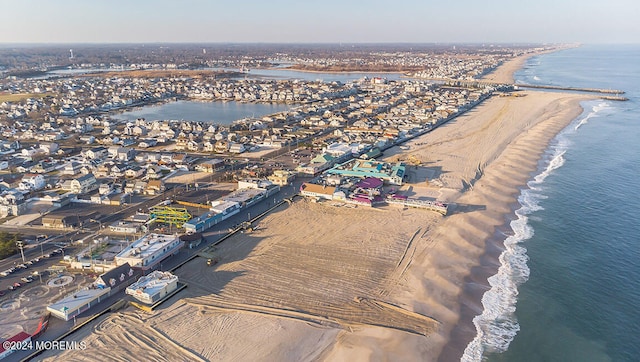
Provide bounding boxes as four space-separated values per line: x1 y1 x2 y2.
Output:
113 100 291 125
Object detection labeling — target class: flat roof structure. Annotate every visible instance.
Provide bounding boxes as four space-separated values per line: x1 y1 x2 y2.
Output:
221 188 266 205
114 233 184 270
125 271 179 305
47 286 110 321
326 159 406 185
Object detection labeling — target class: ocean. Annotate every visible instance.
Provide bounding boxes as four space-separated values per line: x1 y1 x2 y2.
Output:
462 45 640 361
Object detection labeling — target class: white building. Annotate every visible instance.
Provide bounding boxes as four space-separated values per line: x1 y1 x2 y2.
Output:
114 233 184 270
19 173 45 191
47 263 136 321
125 271 178 304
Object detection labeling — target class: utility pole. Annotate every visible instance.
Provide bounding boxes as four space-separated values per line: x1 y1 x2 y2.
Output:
15 240 26 263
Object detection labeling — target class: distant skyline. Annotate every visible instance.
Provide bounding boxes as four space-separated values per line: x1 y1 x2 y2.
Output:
1 0 638 44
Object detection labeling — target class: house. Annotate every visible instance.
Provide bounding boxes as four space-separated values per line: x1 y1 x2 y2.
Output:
138 139 157 148
116 147 135 162
144 180 165 195
99 183 113 195
31 161 57 174
62 161 82 175
203 141 215 152
172 153 187 165
186 140 200 152
39 142 59 155
110 163 129 178
0 189 28 217
175 137 190 150
133 181 147 194
83 146 108 160
160 154 174 164
195 159 224 173
79 135 96 144
146 165 162 179
214 140 229 153
68 174 98 194
229 143 246 154
19 173 46 191
124 166 144 179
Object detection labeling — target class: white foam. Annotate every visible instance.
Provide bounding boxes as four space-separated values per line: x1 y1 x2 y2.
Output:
575 101 610 130
461 101 609 361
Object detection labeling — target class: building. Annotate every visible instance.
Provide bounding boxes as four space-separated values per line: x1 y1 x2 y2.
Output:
18 173 45 191
0 189 27 217
108 221 141 234
326 159 406 185
194 158 224 173
0 332 32 360
144 179 165 195
42 214 80 229
47 263 136 321
268 170 295 186
125 271 178 304
70 173 98 194
299 183 336 200
114 233 184 270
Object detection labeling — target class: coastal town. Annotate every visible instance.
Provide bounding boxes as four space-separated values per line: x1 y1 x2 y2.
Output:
0 43 600 361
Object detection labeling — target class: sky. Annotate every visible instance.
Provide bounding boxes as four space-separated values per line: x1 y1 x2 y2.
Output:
0 0 638 44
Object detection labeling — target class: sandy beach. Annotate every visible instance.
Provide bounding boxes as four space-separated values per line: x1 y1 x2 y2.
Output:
40 54 592 362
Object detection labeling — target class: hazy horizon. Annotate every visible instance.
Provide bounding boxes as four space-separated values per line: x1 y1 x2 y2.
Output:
1 0 638 44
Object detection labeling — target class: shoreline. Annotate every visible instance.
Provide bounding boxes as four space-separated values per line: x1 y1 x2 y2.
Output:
37 48 598 362
437 48 591 360
438 98 588 361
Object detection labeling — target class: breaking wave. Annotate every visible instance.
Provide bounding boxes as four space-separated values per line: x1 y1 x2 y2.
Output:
575 102 610 130
461 101 608 361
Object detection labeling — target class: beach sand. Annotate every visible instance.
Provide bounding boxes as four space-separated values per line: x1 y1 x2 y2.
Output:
41 58 591 362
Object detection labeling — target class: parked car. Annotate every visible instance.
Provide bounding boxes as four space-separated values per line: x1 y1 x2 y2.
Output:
9 282 22 290
21 277 34 283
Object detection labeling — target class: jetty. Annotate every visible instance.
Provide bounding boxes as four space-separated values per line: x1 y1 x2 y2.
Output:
515 83 626 95
435 78 627 100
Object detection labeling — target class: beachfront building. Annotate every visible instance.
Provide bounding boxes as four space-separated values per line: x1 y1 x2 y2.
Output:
299 183 336 200
184 180 279 233
125 271 179 304
114 233 184 270
326 159 406 185
0 332 32 360
47 263 136 321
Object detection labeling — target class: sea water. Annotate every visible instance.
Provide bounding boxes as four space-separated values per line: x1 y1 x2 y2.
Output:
463 45 640 361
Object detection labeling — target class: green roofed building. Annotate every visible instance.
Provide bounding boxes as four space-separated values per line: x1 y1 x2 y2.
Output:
326 159 406 185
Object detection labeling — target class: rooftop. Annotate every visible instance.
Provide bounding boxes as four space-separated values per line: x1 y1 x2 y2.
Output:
115 233 179 260
126 270 178 298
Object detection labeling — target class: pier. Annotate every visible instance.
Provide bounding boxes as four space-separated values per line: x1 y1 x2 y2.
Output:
515 83 626 95
437 78 627 100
